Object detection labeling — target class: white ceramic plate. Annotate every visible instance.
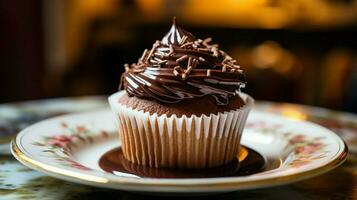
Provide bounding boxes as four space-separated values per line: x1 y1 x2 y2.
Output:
11 109 347 193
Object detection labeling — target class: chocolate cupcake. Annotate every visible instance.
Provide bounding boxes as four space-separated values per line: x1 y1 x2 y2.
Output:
109 19 253 169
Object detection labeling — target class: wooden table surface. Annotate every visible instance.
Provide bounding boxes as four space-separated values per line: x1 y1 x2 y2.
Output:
0 96 356 199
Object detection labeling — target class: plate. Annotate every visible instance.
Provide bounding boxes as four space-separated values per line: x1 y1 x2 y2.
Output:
11 109 347 193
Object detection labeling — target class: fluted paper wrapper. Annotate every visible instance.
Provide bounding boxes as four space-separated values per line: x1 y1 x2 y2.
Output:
109 91 253 169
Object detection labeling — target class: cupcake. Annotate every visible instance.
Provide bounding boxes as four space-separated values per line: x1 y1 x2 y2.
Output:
109 19 253 169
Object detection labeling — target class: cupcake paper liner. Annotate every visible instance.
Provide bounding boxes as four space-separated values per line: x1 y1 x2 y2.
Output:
109 91 253 169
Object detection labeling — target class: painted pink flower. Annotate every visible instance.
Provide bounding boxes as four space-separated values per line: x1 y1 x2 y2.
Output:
295 146 305 154
301 144 322 154
289 135 305 144
76 125 86 133
69 161 90 170
291 160 309 167
48 135 74 148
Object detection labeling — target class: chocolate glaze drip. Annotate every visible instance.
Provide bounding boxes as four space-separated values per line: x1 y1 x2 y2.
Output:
122 19 246 105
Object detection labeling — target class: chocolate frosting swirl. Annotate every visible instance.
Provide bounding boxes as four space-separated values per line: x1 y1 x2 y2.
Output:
122 19 246 105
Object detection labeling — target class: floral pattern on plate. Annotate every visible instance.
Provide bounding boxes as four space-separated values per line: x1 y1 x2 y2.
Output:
32 123 109 170
286 134 327 168
246 121 329 168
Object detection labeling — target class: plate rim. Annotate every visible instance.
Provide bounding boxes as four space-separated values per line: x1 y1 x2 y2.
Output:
11 109 348 192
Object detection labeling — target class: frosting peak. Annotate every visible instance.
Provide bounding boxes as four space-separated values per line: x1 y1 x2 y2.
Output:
122 19 246 105
161 18 195 45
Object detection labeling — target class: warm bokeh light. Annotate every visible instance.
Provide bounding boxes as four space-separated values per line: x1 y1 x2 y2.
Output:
182 0 357 28
1 0 357 114
280 106 308 121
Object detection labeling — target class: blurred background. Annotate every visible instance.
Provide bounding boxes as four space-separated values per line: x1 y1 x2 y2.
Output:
1 0 357 113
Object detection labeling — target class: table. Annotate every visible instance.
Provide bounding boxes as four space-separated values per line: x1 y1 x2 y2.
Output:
0 96 356 199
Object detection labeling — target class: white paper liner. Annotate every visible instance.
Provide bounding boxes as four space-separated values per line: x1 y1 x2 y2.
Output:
109 91 254 169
